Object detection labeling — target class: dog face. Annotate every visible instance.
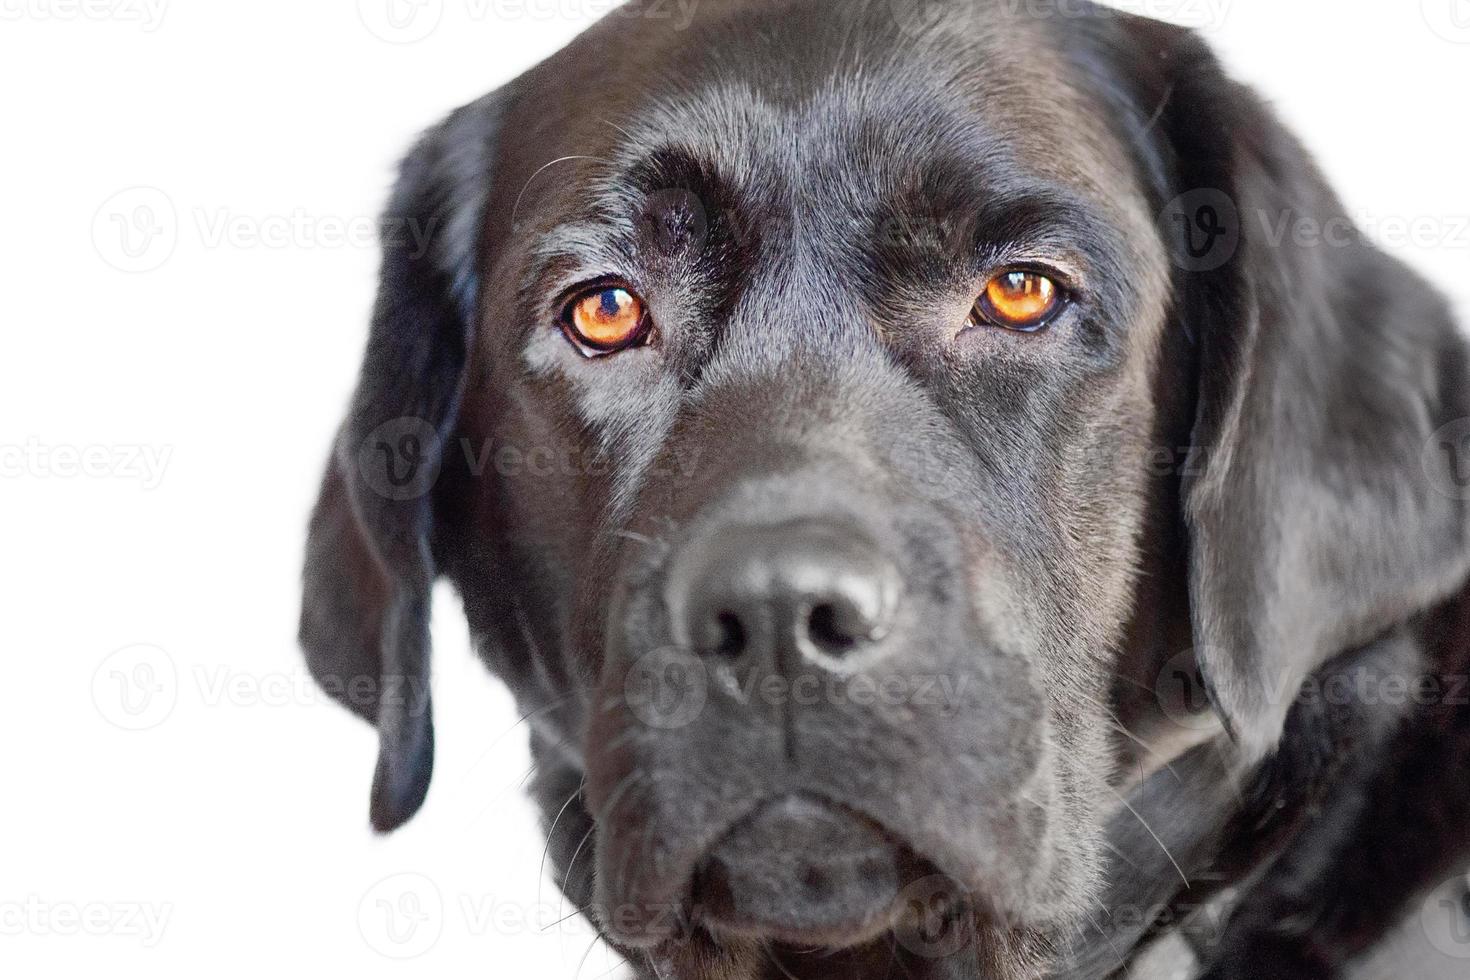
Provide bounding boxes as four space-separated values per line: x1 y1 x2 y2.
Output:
476 7 1175 952
301 1 1470 976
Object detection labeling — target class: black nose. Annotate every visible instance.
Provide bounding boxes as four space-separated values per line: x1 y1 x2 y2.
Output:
669 520 901 669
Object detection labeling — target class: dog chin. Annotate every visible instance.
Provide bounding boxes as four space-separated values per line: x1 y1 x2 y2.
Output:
687 794 943 949
595 792 1028 963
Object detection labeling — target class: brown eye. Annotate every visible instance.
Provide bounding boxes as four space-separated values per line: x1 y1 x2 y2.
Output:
563 285 650 353
973 270 1062 332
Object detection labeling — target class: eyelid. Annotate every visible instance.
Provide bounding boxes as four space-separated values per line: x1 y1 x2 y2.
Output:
555 274 634 308
980 257 1082 296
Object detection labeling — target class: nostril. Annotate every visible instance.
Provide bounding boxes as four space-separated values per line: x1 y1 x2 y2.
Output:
713 611 747 659
806 602 857 655
671 520 901 667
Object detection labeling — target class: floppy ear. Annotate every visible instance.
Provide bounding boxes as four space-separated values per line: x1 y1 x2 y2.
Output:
300 91 506 831
1143 26 1470 758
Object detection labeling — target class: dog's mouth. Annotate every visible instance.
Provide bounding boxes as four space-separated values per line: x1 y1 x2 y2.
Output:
686 794 958 951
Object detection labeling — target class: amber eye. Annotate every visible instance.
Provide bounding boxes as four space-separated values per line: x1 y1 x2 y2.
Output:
563 285 650 353
973 270 1063 332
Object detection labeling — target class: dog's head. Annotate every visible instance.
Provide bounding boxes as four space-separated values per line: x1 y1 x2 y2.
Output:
300 0 1469 974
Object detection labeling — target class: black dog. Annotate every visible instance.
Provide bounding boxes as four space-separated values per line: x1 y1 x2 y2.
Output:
300 1 1470 976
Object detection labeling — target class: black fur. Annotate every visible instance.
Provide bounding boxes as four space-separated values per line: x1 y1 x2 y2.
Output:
299 2 1470 976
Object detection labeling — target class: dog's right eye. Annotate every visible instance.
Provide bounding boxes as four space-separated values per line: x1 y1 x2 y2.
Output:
560 284 652 357
972 270 1064 332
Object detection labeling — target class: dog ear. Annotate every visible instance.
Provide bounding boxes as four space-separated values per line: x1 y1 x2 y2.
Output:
1129 23 1470 758
299 92 507 831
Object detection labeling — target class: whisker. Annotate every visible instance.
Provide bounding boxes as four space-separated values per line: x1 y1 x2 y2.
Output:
886 931 918 980
1072 690 1182 782
539 780 587 910
515 601 566 708
592 771 648 823
541 903 591 933
1081 909 1129 975
1101 781 1190 888
572 932 602 980
761 943 802 980
459 691 576 779
587 951 630 980
597 727 645 757
557 773 650 926
1099 837 1140 871
1106 670 1160 697
560 824 598 914
612 529 659 547
512 155 607 228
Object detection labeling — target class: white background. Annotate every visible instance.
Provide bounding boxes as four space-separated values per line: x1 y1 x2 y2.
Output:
1 1 1467 977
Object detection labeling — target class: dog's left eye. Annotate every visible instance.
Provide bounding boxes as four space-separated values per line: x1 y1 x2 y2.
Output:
561 284 652 356
971 270 1064 332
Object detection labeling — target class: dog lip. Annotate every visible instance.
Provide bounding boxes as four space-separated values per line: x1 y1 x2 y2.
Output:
687 793 938 949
